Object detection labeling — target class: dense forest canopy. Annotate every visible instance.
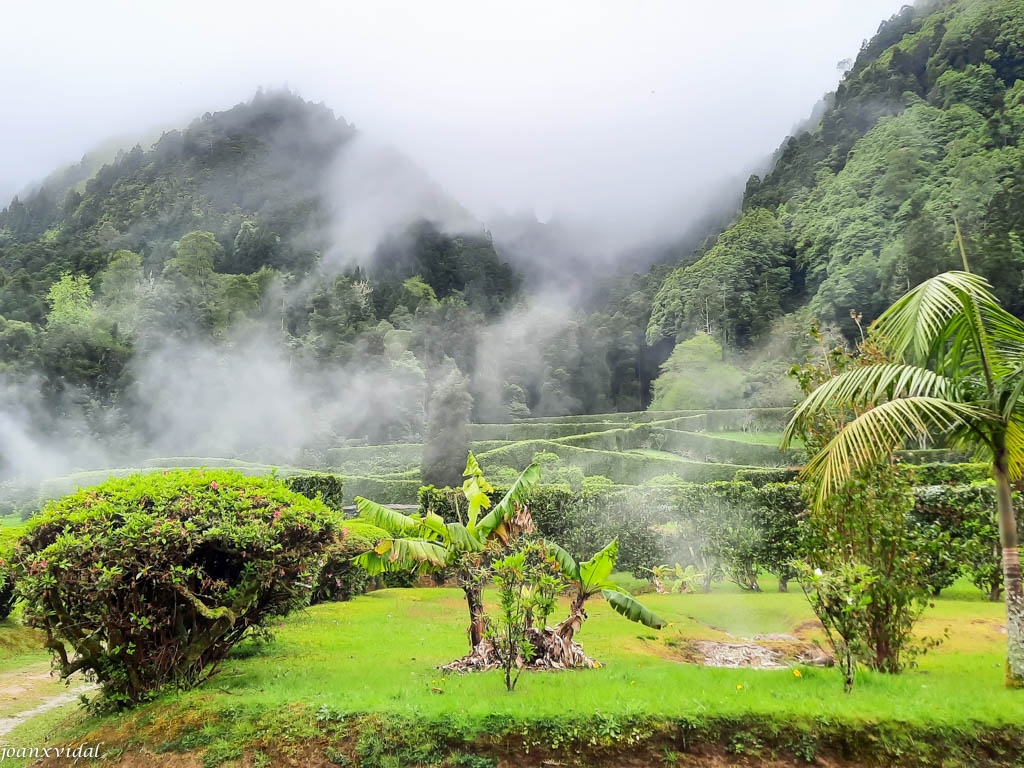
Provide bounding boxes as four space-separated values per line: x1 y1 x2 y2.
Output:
2 0 1024 480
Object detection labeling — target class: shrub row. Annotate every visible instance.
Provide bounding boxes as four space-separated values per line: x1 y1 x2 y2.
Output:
512 407 792 428
476 440 750 485
657 429 802 467
344 475 422 505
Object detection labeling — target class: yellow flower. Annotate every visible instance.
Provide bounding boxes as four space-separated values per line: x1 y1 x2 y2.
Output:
593 662 602 669
630 680 636 685
793 669 802 678
736 684 744 691
668 622 675 627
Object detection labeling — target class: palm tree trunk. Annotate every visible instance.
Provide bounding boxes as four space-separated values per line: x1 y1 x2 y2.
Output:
994 452 1024 687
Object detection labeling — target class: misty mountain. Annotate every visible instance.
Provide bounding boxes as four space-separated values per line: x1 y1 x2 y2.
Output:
0 90 514 325
648 0 1024 347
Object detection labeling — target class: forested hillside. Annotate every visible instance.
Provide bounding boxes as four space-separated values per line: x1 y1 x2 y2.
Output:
4 0 1024 480
648 0 1024 347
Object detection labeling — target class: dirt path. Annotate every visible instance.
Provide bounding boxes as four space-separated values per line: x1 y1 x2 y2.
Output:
0 663 92 739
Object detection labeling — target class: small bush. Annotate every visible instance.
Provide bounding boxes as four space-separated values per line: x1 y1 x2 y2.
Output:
312 520 389 604
12 469 337 707
284 473 345 510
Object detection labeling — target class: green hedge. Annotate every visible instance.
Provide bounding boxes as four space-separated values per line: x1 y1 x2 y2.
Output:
476 440 750 485
320 444 423 475
733 468 800 486
284 474 345 510
903 463 990 486
657 430 803 467
344 475 421 505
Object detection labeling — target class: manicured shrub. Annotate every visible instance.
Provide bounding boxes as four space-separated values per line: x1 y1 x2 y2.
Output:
285 473 345 510
11 469 337 707
903 463 991 486
733 468 800 486
312 520 389 604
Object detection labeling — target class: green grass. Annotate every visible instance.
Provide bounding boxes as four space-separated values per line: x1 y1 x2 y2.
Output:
18 581 1016 758
707 430 789 446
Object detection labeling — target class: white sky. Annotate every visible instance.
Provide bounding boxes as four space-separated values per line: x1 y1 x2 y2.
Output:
1 0 906 244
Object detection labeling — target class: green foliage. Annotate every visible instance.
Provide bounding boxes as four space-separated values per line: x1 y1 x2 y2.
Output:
649 335 745 410
283 473 345 510
647 210 793 347
489 541 564 690
418 483 664 577
422 367 474 488
312 520 390 604
11 469 337 706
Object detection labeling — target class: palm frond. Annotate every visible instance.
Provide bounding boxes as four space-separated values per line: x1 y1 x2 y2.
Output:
802 397 991 508
1006 416 1024 482
873 271 996 361
782 364 955 448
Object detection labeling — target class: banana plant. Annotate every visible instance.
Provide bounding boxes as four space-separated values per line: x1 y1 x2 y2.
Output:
354 453 541 650
547 538 667 644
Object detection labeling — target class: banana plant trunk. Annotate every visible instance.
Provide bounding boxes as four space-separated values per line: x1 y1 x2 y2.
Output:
463 583 486 652
995 449 1024 687
557 591 588 645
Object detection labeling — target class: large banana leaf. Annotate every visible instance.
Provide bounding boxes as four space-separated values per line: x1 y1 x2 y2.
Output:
545 541 581 581
354 537 448 575
461 452 494 528
355 497 422 535
578 538 619 596
601 588 667 629
445 522 485 553
475 461 541 538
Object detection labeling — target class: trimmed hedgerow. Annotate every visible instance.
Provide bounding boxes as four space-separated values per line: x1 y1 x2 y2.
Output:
11 469 338 707
343 476 422 505
734 468 800 486
475 441 749 485
657 430 803 467
903 463 990 486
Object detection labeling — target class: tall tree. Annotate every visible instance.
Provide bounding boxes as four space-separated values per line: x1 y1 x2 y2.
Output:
421 365 473 487
783 270 1024 685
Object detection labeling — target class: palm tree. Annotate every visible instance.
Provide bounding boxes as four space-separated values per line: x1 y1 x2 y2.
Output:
782 270 1024 685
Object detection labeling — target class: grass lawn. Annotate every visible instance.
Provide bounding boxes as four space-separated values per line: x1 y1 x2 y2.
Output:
707 431 792 446
4 578 1019 766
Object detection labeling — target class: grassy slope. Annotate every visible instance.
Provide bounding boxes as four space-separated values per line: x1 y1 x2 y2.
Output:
6 580 1017 767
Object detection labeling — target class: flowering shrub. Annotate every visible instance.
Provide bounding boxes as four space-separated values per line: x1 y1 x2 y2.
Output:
11 469 337 707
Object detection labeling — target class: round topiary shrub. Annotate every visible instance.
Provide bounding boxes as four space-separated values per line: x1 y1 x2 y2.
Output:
311 520 389 604
12 469 338 707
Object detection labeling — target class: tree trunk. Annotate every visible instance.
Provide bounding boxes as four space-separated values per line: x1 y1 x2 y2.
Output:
994 452 1024 687
463 583 486 653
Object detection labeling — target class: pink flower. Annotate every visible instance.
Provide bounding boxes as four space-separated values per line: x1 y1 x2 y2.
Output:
210 481 219 490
